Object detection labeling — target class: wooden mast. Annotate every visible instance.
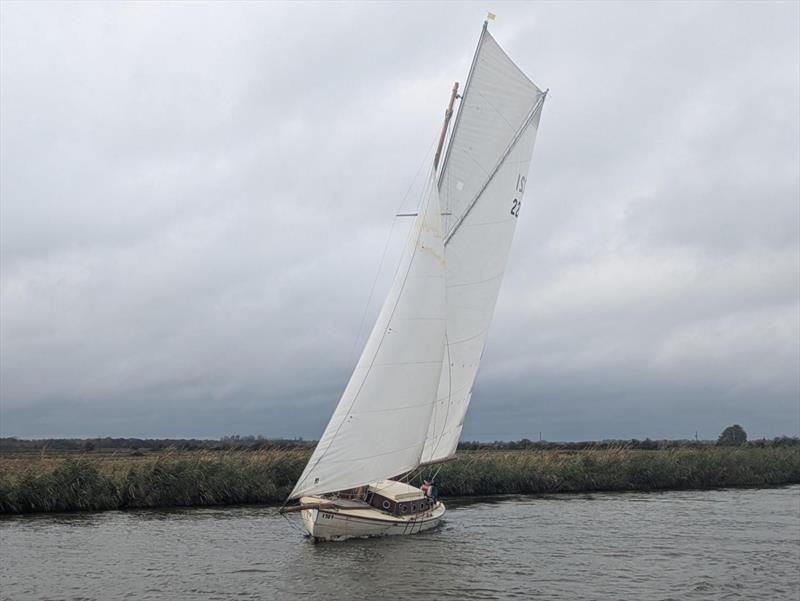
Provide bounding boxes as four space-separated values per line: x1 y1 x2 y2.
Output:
433 81 460 170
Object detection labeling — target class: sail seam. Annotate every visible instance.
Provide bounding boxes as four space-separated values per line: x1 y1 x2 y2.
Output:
473 88 518 133
369 359 444 366
446 327 490 347
314 441 425 465
351 399 440 414
463 148 492 178
390 317 448 321
447 270 504 290
435 381 470 401
456 216 516 229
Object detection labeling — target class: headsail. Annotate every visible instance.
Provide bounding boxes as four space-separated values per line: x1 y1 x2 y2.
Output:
421 24 546 464
290 171 446 499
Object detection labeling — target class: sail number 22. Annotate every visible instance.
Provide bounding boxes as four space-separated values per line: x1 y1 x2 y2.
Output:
511 174 526 218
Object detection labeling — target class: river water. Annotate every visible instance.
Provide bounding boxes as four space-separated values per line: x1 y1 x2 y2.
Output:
1 486 798 600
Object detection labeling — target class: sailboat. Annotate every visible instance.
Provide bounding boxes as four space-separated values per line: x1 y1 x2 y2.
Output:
280 19 547 541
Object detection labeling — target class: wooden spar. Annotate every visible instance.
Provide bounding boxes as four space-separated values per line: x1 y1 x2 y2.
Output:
433 81 460 170
279 502 338 514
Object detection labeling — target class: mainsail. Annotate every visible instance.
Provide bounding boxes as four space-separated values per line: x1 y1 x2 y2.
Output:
421 24 547 464
289 171 446 499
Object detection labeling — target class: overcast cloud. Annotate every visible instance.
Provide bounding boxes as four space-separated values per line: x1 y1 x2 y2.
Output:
1 1 798 441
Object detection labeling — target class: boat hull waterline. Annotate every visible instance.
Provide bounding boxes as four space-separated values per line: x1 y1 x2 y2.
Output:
300 498 446 542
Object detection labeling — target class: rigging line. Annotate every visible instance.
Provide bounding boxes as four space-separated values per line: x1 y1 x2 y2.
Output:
405 452 445 490
290 162 440 498
364 453 431 496
346 132 440 368
402 466 425 486
279 509 308 537
402 456 439 485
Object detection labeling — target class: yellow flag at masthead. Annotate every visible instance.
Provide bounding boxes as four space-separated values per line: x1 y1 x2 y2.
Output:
487 12 496 21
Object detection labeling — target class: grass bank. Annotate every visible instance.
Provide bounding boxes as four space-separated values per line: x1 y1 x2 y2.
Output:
1 446 798 514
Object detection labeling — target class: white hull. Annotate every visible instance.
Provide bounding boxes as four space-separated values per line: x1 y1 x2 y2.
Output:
300 499 446 542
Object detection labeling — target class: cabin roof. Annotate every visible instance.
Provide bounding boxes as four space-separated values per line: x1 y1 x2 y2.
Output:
368 479 425 501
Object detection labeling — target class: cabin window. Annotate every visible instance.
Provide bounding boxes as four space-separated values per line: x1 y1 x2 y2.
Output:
382 500 391 510
411 503 417 512
400 504 408 514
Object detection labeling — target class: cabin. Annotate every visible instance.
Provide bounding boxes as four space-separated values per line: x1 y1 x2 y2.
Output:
364 480 432 516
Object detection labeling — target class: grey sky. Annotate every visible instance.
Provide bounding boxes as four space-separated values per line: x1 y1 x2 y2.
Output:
1 1 798 441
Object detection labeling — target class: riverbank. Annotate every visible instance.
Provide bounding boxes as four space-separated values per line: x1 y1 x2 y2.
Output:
1 446 798 514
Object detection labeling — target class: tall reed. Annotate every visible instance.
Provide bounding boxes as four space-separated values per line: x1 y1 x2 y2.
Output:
434 446 800 496
1 446 797 514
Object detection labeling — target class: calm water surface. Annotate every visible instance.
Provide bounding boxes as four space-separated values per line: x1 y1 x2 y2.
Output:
1 486 798 600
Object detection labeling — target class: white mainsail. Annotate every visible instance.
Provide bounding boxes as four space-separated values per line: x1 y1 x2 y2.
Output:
290 171 446 499
421 25 547 464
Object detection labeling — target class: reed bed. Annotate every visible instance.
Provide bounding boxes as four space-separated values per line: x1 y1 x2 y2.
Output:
436 446 800 496
1 446 797 514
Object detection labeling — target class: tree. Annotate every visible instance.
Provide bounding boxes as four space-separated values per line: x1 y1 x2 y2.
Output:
717 424 747 446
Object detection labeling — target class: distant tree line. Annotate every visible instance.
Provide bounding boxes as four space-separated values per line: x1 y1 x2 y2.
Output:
456 435 799 451
0 436 315 452
458 425 796 450
2 431 797 453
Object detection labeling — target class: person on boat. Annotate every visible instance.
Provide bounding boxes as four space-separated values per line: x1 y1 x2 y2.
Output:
421 478 431 497
429 479 439 504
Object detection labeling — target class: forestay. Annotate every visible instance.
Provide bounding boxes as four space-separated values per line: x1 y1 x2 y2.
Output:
421 26 546 464
290 171 447 499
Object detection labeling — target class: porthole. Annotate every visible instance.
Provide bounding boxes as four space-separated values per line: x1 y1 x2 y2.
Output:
411 503 417 512
382 500 391 510
400 504 408 514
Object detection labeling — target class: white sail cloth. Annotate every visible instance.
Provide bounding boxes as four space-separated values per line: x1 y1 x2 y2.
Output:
421 27 546 464
290 172 446 499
